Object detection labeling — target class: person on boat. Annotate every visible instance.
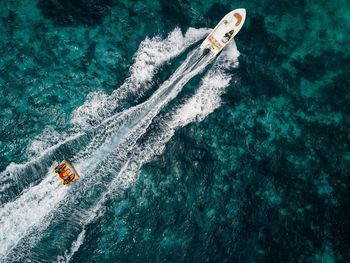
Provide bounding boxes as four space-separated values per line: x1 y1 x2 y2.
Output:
222 30 235 43
58 166 74 184
63 175 74 185
58 167 69 179
66 173 76 185
55 163 67 174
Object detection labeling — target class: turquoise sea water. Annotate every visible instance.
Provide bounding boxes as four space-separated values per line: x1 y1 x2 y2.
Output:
1 0 350 262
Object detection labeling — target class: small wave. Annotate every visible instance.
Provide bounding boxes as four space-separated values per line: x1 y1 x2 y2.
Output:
56 229 86 263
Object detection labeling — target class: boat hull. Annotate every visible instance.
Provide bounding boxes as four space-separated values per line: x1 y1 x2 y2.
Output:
200 8 246 55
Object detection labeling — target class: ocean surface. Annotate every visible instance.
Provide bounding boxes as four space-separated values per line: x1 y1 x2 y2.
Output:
0 0 349 262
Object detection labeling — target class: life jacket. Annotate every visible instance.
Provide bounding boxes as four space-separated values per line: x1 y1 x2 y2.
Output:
59 168 71 179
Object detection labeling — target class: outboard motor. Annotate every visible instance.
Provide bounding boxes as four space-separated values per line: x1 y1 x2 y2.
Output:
202 47 211 55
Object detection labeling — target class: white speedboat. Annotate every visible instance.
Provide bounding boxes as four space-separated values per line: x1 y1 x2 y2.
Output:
200 8 246 55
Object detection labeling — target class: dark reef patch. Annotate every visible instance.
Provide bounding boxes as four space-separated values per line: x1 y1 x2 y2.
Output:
81 41 97 70
205 3 229 27
37 0 114 26
159 0 192 28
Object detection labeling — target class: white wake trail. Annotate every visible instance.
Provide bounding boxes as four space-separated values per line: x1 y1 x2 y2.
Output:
0 43 213 261
0 27 209 203
71 27 210 131
0 172 67 258
108 41 240 191
57 42 240 263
